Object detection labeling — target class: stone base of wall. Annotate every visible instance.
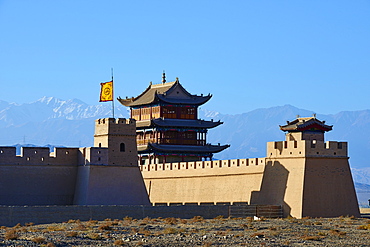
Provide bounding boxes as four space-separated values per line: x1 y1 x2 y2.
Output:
0 205 282 227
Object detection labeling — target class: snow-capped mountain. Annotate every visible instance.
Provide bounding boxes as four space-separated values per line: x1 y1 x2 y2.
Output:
0 96 129 127
1 97 370 174
0 97 129 146
1 97 370 205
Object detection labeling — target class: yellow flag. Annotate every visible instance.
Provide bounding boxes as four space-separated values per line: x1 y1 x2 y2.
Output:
100 81 113 102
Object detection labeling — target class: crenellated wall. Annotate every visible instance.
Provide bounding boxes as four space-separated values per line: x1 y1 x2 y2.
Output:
266 140 347 158
141 158 266 206
141 158 264 172
0 147 80 165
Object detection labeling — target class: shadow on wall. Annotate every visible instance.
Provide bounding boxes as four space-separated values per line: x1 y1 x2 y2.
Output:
250 161 291 217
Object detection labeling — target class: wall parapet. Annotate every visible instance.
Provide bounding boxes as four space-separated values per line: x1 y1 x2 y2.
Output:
0 147 80 165
96 118 136 126
140 158 265 172
267 140 348 158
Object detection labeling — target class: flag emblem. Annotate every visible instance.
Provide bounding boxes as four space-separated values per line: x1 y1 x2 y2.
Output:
100 81 113 102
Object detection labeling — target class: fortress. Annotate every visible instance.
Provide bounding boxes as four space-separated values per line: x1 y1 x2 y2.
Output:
0 76 360 219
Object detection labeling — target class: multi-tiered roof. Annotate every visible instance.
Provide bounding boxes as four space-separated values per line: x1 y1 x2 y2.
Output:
118 74 229 164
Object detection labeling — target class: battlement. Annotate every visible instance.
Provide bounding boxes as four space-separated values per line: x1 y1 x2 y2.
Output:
267 140 348 158
95 118 136 126
0 145 135 167
140 158 265 172
0 147 80 165
78 147 109 165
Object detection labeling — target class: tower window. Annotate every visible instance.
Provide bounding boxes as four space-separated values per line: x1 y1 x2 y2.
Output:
338 143 343 149
120 143 125 152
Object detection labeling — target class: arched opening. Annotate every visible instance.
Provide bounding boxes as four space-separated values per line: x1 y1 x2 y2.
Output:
120 143 125 152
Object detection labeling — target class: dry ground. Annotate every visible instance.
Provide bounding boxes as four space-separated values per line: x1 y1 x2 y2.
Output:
1 215 370 246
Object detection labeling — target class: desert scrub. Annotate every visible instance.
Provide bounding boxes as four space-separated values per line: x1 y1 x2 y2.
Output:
114 239 124 246
87 232 102 240
329 229 347 237
142 216 151 222
65 231 78 237
123 216 133 223
4 229 20 240
190 216 204 223
47 225 66 231
214 215 224 220
87 219 98 225
180 219 188 224
73 223 88 231
245 217 254 223
138 229 152 236
32 236 46 243
98 223 112 231
67 219 80 223
112 219 120 225
164 217 178 225
301 235 324 241
163 227 181 234
317 231 327 236
357 224 370 230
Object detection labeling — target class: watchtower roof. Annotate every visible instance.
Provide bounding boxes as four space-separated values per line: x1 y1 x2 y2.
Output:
117 78 211 107
280 116 332 132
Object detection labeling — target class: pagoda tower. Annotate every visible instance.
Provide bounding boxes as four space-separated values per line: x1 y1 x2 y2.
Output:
118 73 229 165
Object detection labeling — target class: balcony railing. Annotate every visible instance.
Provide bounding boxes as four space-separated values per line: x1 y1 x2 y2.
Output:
137 138 205 146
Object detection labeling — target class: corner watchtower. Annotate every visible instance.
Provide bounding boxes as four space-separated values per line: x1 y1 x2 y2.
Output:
262 116 359 218
280 115 332 142
93 118 137 166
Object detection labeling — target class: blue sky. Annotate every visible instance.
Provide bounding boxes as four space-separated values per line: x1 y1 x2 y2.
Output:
0 0 369 114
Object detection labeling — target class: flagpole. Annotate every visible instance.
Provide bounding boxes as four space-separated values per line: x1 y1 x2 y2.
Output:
111 68 115 119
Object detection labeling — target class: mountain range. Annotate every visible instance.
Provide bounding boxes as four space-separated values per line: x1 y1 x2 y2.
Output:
0 96 369 205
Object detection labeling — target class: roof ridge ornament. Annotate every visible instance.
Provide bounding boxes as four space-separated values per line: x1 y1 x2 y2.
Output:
162 71 166 83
